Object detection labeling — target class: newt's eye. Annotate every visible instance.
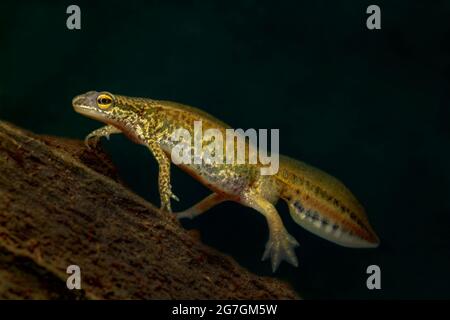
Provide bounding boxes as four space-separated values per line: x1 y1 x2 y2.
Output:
97 94 113 109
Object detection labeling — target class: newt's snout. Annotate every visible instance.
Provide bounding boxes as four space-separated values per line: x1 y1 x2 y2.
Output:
72 91 98 108
72 95 86 107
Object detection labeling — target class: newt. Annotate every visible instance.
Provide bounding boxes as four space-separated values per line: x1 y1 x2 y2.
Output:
72 91 380 272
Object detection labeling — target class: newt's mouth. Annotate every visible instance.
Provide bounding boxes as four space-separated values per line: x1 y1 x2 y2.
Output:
73 104 98 118
73 105 105 122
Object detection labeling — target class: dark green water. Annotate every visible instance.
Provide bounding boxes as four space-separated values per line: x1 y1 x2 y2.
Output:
1 0 449 299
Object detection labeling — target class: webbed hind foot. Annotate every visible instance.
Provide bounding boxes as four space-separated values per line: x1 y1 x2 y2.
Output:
262 230 299 272
241 190 300 272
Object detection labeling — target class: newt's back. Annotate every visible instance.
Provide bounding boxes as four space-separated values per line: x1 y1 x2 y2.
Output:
154 99 231 132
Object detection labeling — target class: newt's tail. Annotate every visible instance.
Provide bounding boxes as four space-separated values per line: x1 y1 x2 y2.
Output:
276 155 379 248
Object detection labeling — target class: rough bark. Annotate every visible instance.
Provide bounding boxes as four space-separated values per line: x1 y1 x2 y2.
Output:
0 121 299 300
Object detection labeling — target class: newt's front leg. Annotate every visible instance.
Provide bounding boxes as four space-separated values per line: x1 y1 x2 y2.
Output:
146 139 179 212
84 125 122 149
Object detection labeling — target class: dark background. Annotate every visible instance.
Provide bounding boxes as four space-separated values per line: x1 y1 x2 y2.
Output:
1 0 449 299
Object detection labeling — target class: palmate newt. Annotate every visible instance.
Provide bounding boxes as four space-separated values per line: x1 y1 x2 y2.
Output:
72 91 379 272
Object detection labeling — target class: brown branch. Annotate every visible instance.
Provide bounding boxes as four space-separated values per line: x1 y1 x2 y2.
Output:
0 121 299 300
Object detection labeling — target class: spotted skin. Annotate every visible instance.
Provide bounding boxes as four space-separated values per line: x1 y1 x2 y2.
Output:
72 91 379 272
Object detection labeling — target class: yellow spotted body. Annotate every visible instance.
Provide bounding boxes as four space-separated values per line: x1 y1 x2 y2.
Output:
73 91 379 272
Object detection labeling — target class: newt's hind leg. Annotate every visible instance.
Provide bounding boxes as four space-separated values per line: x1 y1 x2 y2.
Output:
175 193 228 219
241 191 299 272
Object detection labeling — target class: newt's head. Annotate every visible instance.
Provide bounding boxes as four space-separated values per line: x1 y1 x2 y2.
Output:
72 91 143 127
73 91 117 121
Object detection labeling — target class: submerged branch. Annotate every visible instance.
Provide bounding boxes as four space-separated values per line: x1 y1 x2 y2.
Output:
0 121 299 299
